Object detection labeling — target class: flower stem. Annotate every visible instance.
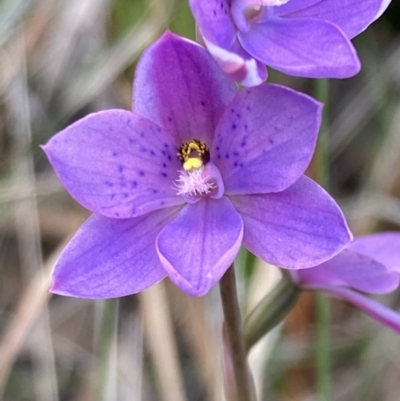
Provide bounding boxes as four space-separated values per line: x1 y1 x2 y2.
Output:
314 78 332 401
314 79 330 188
97 299 118 401
316 293 331 401
244 277 300 353
219 265 256 401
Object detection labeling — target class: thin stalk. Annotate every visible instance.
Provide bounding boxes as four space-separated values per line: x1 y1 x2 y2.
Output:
244 278 300 353
314 78 332 401
316 293 331 401
219 265 256 401
96 299 118 401
314 79 330 188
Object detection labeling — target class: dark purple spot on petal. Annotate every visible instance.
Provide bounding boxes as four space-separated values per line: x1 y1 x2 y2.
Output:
244 124 248 131
118 165 124 173
140 132 145 138
150 150 156 156
160 201 165 206
269 138 274 144
105 181 113 187
234 161 239 167
168 116 172 122
111 194 115 200
112 151 118 156
241 142 246 147
225 153 230 159
201 100 206 106
115 212 120 217
123 193 129 198
232 123 237 130
131 181 137 188
160 172 167 178
162 163 167 168
139 170 145 176
152 189 159 194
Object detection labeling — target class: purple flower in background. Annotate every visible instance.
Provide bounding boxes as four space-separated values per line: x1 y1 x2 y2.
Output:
292 233 400 332
190 0 392 86
43 32 351 298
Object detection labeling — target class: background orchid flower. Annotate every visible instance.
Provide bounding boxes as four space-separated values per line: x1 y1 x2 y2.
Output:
43 32 351 299
189 0 392 85
292 233 400 332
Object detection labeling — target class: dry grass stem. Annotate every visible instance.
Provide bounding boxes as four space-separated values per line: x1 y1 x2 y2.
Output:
351 103 400 233
140 282 187 401
0 241 63 393
170 288 225 401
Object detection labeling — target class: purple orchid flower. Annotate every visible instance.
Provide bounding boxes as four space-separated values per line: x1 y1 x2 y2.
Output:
190 0 392 86
292 232 400 332
43 32 351 298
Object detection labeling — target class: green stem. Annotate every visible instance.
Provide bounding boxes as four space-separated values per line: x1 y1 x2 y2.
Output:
244 278 300 353
316 293 331 401
314 78 331 401
315 79 330 188
219 265 256 401
97 299 118 401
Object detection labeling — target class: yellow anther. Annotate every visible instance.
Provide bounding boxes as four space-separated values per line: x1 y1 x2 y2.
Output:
178 139 210 170
183 157 203 171
188 142 201 152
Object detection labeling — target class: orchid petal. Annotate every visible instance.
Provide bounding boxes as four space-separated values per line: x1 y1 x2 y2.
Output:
203 37 267 87
43 110 184 219
313 286 400 334
156 197 243 296
238 17 360 78
296 249 399 293
189 0 236 48
51 207 181 299
349 233 400 274
375 0 392 20
272 0 321 16
277 0 386 39
230 176 352 269
133 31 237 145
213 84 322 195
